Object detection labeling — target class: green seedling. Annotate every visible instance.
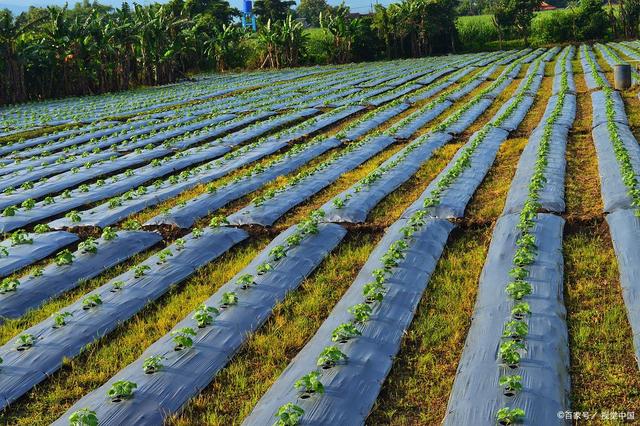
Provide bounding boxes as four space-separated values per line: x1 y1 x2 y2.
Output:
496 407 525 425
82 294 102 310
317 346 348 368
294 371 325 395
107 380 137 402
143 355 165 374
15 333 35 351
274 403 304 426
78 238 98 254
499 375 523 396
348 303 372 323
499 340 525 367
192 304 219 328
69 408 98 426
55 249 75 266
236 273 255 289
52 311 73 328
134 264 151 278
0 278 20 293
101 227 118 241
221 291 238 307
331 323 361 342
171 327 197 351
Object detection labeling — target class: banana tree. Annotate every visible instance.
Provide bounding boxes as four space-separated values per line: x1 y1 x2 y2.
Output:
279 15 307 67
204 24 245 71
0 9 46 103
258 18 281 68
320 7 363 64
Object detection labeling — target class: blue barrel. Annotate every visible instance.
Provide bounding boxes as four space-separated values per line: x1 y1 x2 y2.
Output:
244 0 252 13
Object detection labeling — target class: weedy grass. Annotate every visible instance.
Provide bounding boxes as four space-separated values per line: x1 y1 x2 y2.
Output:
166 231 381 426
564 60 603 221
562 57 640 418
4 238 269 425
368 227 492 425
466 69 553 224
564 228 640 417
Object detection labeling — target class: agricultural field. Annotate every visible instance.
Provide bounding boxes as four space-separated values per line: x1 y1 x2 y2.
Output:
0 42 640 426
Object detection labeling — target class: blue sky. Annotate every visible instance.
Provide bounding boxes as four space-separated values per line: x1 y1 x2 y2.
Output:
0 0 380 14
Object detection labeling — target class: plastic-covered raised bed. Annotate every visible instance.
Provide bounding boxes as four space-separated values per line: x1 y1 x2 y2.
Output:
0 231 162 320
52 138 342 229
605 209 640 368
342 103 410 141
503 124 570 215
146 138 343 229
244 217 454 425
0 226 247 410
0 231 79 279
227 135 397 227
592 121 640 213
444 213 569 426
402 127 509 219
321 132 452 223
53 223 347 425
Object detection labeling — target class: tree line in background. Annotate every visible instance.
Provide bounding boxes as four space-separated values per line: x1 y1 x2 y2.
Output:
1 0 239 104
0 0 637 105
457 0 639 49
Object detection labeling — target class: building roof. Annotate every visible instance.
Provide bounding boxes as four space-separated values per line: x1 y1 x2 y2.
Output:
539 1 558 10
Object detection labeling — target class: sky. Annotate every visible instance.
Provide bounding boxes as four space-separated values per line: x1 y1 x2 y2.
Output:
0 0 380 14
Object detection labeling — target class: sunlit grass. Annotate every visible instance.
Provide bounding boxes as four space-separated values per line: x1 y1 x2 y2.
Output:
5 238 269 425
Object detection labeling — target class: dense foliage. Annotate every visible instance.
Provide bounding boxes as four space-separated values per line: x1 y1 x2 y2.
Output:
492 0 539 45
253 0 296 24
296 0 332 27
0 0 238 104
371 0 458 56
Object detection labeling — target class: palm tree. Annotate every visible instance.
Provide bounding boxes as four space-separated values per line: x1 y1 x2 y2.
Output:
372 4 392 59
